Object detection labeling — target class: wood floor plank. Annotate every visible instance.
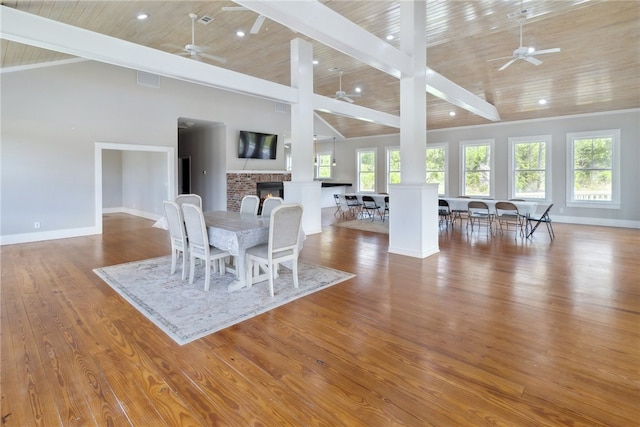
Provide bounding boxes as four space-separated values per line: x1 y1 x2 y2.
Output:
2 211 639 426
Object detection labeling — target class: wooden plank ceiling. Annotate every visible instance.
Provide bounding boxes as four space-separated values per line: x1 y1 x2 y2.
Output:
1 0 638 138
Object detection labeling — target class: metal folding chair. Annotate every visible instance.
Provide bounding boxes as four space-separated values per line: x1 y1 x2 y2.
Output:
526 203 555 240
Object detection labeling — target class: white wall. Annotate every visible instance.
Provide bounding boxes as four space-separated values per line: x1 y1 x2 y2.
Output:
332 110 640 227
178 124 227 212
102 150 123 209
1 60 291 241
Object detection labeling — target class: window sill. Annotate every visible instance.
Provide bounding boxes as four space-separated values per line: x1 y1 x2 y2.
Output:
566 201 620 210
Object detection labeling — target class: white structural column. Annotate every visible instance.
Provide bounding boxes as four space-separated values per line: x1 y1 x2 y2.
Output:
286 38 322 235
389 0 439 258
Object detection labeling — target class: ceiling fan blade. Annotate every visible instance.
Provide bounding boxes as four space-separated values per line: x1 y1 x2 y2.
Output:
250 15 266 34
487 55 514 62
525 56 543 66
200 52 228 64
221 6 247 11
498 58 518 71
531 47 561 56
341 96 355 103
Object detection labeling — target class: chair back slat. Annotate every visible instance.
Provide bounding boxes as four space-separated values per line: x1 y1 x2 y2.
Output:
163 201 186 246
270 204 303 253
175 194 202 208
261 197 283 217
240 195 260 215
182 203 209 257
495 201 519 216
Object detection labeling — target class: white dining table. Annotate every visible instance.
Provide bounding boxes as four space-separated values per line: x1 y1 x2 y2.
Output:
203 211 305 292
153 210 305 291
439 198 538 216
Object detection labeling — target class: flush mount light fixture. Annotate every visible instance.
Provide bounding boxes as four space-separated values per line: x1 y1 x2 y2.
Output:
136 13 149 20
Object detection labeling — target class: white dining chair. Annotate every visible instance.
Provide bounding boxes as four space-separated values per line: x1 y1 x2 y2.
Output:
181 203 231 291
245 204 304 297
260 196 283 217
175 193 202 208
240 195 260 215
163 200 189 280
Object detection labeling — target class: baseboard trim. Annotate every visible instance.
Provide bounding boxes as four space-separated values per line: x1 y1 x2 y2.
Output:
552 215 640 229
0 226 99 246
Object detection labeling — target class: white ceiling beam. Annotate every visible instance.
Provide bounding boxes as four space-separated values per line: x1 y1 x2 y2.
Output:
233 0 500 122
234 0 412 78
427 70 501 122
313 94 400 129
0 6 297 104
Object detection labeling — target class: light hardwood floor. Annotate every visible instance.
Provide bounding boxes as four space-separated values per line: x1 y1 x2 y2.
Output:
2 210 639 426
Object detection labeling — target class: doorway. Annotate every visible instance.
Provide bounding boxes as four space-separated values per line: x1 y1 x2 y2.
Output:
179 157 192 194
95 142 175 233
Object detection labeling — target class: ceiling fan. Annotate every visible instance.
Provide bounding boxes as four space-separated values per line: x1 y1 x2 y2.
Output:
491 20 561 71
173 13 227 64
331 70 361 103
221 6 267 34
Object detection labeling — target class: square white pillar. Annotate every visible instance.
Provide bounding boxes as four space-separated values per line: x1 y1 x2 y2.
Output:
284 181 322 235
389 184 439 258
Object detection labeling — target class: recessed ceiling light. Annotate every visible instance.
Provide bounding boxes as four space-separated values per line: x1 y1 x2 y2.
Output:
236 30 245 37
355 87 362 93
136 13 149 20
386 34 394 41
449 111 456 117
538 99 547 105
312 59 319 65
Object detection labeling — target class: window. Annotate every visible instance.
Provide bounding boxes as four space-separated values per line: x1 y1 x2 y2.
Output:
386 147 401 192
509 135 551 200
567 129 620 208
460 139 494 197
315 153 332 179
356 148 376 192
426 144 447 195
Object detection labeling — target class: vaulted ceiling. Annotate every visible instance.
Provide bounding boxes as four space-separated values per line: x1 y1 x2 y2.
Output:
1 1 638 138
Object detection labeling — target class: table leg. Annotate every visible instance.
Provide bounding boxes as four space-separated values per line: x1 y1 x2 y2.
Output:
227 249 248 291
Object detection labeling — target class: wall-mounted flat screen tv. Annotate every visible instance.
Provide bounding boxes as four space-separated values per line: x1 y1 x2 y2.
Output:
238 130 278 159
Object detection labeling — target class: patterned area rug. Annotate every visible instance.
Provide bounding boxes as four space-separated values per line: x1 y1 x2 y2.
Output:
94 256 354 345
333 219 389 234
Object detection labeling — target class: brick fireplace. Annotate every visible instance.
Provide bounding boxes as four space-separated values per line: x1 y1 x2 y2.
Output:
226 172 291 212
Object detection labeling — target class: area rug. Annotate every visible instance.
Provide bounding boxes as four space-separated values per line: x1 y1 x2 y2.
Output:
93 256 354 345
333 219 389 234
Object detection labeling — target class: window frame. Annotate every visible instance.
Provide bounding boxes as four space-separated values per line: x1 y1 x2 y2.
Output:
315 151 332 179
566 129 620 209
460 139 495 198
508 135 552 201
356 147 377 193
426 143 448 196
386 146 401 193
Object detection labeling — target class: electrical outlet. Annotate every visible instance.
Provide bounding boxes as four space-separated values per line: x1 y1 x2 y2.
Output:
34 221 41 229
